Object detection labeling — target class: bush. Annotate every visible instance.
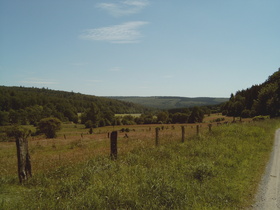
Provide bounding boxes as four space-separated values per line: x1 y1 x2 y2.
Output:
252 115 270 121
212 117 225 122
37 117 61 138
120 128 130 132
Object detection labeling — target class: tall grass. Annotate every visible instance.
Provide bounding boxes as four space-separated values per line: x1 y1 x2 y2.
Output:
1 119 279 209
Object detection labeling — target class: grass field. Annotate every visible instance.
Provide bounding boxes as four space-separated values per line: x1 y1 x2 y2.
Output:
115 113 142 118
0 116 279 209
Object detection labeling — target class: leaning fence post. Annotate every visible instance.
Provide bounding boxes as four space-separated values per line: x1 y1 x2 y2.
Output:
110 131 118 160
155 127 160 146
181 126 185 143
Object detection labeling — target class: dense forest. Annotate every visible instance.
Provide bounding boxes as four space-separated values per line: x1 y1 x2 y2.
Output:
0 86 221 127
2 68 278 128
221 68 280 119
109 96 228 109
0 86 150 126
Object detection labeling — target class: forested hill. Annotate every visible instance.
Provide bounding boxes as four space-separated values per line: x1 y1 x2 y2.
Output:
108 96 228 110
0 86 150 125
221 68 280 118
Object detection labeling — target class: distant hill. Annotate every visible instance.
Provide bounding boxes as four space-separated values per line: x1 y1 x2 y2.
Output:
108 96 228 109
0 86 150 125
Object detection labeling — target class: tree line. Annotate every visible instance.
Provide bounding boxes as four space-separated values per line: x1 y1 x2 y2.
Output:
221 68 280 119
0 85 219 129
0 86 150 126
87 106 216 128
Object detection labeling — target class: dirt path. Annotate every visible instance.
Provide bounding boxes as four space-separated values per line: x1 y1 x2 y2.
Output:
252 128 280 209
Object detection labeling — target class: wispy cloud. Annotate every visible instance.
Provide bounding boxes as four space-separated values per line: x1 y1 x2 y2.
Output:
20 78 57 85
80 21 148 44
97 0 149 17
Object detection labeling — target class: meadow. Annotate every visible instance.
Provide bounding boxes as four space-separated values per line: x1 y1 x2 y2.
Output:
0 115 279 209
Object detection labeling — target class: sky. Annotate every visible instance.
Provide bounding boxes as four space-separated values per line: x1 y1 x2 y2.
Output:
0 0 279 97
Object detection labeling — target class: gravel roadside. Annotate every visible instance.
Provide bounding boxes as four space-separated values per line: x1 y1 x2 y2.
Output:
252 128 280 210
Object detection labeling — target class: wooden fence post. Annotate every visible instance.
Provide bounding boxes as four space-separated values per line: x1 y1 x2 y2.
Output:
7 127 33 184
16 137 32 184
181 126 185 143
155 127 160 146
208 124 212 132
196 125 200 135
110 131 118 160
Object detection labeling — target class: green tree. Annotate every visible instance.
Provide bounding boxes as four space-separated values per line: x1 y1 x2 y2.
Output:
122 115 135 125
37 117 62 138
188 107 204 123
134 116 143 125
223 94 245 120
26 105 43 125
82 103 101 128
85 120 94 128
170 113 189 123
102 110 114 125
157 111 169 124
142 114 156 124
9 109 21 124
0 110 9 126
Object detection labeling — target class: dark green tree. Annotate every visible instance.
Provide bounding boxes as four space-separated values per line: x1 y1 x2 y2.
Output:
157 111 169 124
26 105 43 125
82 103 101 128
9 109 21 124
85 120 94 128
188 107 204 123
170 113 189 123
253 83 278 116
37 117 62 138
222 68 280 118
142 114 156 124
0 110 9 126
122 115 136 125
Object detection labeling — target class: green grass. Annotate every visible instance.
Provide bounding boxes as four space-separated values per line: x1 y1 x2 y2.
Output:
0 119 279 209
115 113 142 118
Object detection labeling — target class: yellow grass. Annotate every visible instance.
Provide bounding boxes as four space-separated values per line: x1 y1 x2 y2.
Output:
0 114 253 178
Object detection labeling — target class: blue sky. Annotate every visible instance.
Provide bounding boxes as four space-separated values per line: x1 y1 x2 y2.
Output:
0 0 279 97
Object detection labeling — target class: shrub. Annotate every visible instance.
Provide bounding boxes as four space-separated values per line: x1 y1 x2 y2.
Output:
252 115 270 121
212 117 225 122
120 128 130 132
37 117 61 138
